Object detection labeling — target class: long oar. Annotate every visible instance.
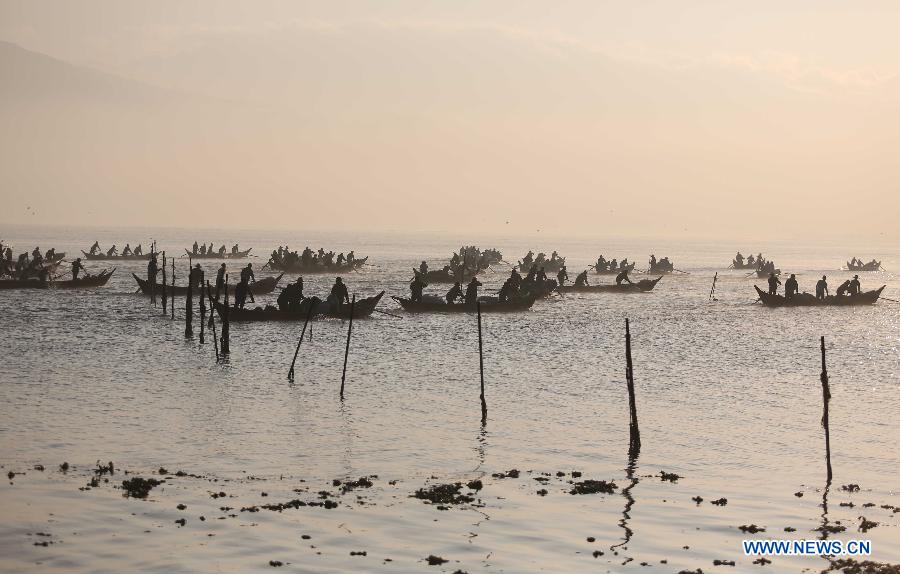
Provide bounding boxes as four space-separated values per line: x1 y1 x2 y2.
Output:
373 309 403 319
880 297 900 304
287 302 316 381
673 268 690 274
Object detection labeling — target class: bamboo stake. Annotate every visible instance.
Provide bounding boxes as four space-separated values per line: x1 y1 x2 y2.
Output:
626 319 641 456
170 257 175 319
206 281 219 360
185 259 193 337
477 301 487 423
161 251 167 314
199 270 206 344
221 274 230 354
820 336 833 482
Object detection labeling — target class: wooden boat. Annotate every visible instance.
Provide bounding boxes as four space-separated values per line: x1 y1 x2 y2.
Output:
730 261 758 270
132 273 283 297
754 285 885 307
392 295 536 313
846 260 881 272
185 248 252 259
0 269 115 289
267 257 368 274
211 291 385 321
593 262 636 275
559 277 662 294
82 250 150 261
648 263 675 274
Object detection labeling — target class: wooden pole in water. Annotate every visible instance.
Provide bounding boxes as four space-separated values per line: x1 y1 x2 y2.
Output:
170 257 175 319
206 281 219 360
161 251 167 315
288 301 316 381
625 318 641 455
708 272 718 301
477 301 487 421
820 336 833 482
198 270 206 344
185 260 193 337
339 294 356 399
150 241 157 306
221 275 230 354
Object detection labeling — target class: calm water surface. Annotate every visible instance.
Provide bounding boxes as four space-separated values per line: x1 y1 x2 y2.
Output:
1 226 898 573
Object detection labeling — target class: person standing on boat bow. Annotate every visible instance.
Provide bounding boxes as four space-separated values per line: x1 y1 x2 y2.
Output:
784 274 799 300
767 272 781 295
71 258 86 281
615 268 632 286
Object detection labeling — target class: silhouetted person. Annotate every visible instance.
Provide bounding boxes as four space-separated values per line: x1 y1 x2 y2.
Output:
557 266 568 286
574 270 589 287
784 274 799 300
419 260 428 275
767 272 781 295
465 277 482 304
329 277 350 313
615 269 633 286
240 263 254 284
446 282 464 304
215 263 226 299
147 254 159 284
409 276 426 303
134 244 143 256
234 279 249 309
277 277 304 311
89 241 100 255
193 241 199 254
189 263 203 289
71 258 85 281
122 244 132 256
106 245 117 257
816 275 829 300
848 275 861 296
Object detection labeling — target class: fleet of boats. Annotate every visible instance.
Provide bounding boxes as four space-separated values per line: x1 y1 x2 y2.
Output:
0 242 893 315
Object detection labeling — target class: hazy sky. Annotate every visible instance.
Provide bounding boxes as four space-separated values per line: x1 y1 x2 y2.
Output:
1 1 898 240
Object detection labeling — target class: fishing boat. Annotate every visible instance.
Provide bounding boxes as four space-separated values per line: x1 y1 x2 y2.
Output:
82 250 151 261
211 291 385 321
559 277 662 294
518 257 566 274
131 273 283 296
754 285 885 307
185 248 253 260
267 257 368 274
593 262 636 275
392 295 536 313
846 260 882 272
0 269 115 290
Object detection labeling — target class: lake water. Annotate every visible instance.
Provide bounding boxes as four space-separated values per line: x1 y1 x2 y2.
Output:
1 225 898 573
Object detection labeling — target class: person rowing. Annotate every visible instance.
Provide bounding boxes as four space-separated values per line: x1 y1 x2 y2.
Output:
122 244 133 256
574 270 589 287
615 268 632 286
134 244 143 256
277 277 304 311
89 241 101 255
446 282 464 304
329 277 350 313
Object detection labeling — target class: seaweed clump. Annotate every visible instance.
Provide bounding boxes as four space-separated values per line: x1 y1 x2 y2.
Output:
569 480 617 495
122 477 162 498
414 483 474 505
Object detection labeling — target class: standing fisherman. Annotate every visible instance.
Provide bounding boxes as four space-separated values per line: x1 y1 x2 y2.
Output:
147 253 159 284
556 266 568 286
71 257 86 281
767 272 781 296
465 276 483 304
409 275 427 303
215 263 226 299
815 275 829 300
848 275 861 296
784 274 799 300
329 277 350 313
